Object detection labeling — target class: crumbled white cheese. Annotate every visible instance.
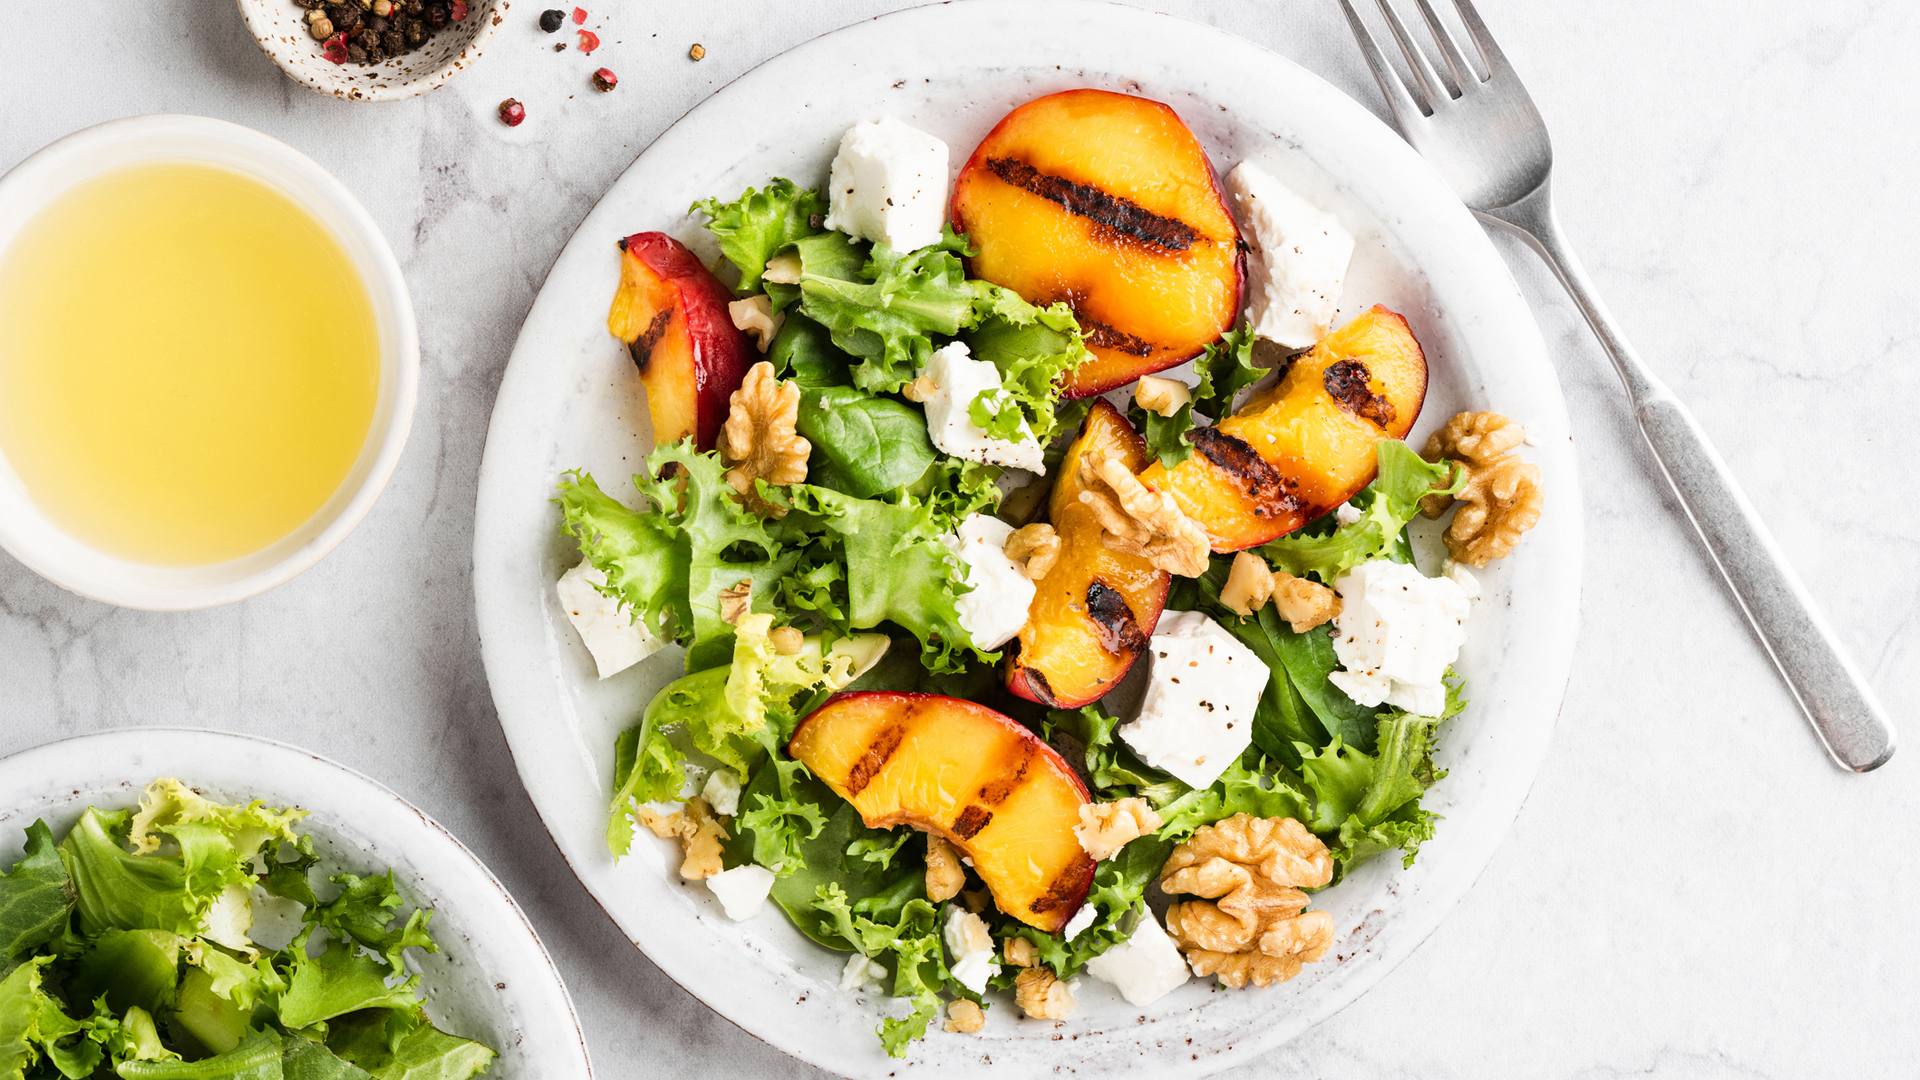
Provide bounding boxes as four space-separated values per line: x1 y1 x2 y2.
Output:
823 117 950 254
701 768 743 817
1334 502 1363 526
705 865 776 921
1118 610 1270 789
1062 902 1098 942
943 906 1001 995
557 560 666 679
942 513 1037 651
920 342 1046 473
1225 161 1355 350
1084 909 1190 1006
840 952 889 994
1442 559 1482 601
1326 559 1469 718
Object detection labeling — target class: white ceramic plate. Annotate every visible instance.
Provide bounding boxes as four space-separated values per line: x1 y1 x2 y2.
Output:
0 728 591 1077
472 2 1583 1076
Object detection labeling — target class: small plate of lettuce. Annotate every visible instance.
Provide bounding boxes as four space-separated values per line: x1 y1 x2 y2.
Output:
471 3 1582 1078
0 729 591 1080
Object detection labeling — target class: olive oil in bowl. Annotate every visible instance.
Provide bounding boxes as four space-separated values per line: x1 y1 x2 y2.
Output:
0 162 379 567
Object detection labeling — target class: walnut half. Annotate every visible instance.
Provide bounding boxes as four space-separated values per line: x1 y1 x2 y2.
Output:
1013 967 1076 1020
1420 410 1543 567
1004 523 1062 581
1073 798 1163 862
925 835 966 903
1159 813 1335 989
1077 449 1210 578
717 361 811 518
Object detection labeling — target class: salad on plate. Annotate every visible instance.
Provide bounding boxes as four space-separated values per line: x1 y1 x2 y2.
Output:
0 779 495 1079
554 88 1544 1056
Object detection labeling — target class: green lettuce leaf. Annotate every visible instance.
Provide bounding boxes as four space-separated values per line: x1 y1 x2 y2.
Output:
781 485 979 673
1127 398 1198 470
795 385 937 499
280 1033 372 1080
962 294 1091 444
992 835 1171 981
689 178 826 297
1299 711 1446 872
1152 760 1315 841
1260 440 1461 585
554 470 687 642
311 873 436 976
1190 323 1263 422
277 937 422 1030
0 821 73 972
116 1027 282 1080
127 779 307 866
65 930 182 1017
802 888 946 1057
792 228 983 394
768 314 854 387
58 808 200 938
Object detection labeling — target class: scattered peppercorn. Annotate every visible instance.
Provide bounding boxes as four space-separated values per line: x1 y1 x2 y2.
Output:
371 0 392 14
570 6 586 23
498 98 526 127
308 14 334 38
592 67 616 92
576 28 599 52
538 7 563 31
688 43 705 60
553 42 566 51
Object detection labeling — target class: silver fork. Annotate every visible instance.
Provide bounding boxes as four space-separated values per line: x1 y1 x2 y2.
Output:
1338 0 1896 772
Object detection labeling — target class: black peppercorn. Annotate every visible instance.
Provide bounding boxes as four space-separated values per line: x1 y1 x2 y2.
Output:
297 0 326 8
403 22 424 44
329 4 361 28
539 8 564 32
424 1 449 27
346 43 368 62
382 29 403 52
365 14 388 31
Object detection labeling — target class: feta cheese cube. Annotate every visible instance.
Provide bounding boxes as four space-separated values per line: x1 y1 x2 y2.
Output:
839 952 888 994
1084 909 1190 1006
1334 502 1363 526
1062 902 1097 942
942 513 1037 651
1118 610 1269 789
1326 559 1469 718
704 864 776 921
1442 558 1482 601
823 117 950 254
921 342 1046 473
556 560 666 679
1225 161 1355 350
942 907 1001 995
700 768 743 817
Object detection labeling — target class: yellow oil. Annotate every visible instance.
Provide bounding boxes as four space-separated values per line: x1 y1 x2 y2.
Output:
0 162 379 566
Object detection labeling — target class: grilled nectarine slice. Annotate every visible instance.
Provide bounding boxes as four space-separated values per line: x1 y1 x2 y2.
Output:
1141 305 1429 552
788 692 1094 932
951 89 1244 398
1006 401 1170 708
607 232 757 451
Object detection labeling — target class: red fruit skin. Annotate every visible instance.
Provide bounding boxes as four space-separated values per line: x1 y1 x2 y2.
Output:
619 232 757 452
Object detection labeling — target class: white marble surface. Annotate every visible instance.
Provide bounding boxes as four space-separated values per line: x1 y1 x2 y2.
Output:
1 1 1914 1076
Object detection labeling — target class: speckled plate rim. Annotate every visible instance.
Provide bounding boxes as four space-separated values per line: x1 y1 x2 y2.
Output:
235 0 510 103
472 2 1584 1077
0 728 593 1077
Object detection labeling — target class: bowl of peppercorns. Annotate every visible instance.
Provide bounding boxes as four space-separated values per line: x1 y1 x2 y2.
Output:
237 0 507 101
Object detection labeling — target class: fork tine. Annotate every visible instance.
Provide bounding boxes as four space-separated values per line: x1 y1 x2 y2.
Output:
1373 0 1448 109
1337 0 1430 127
1448 0 1515 78
1412 0 1477 88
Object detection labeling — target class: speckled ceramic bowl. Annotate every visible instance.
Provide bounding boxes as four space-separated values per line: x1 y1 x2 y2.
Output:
237 0 508 102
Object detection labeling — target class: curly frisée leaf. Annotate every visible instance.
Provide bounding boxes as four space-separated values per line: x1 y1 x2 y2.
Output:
1260 440 1462 586
555 469 688 642
792 227 983 394
963 292 1091 444
1189 321 1264 422
1298 711 1446 872
690 178 828 298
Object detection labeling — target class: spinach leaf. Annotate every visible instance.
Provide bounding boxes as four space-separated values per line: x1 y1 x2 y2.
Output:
795 387 937 498
767 314 853 387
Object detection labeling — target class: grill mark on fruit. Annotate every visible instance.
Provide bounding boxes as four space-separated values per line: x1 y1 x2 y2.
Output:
986 157 1201 252
1189 426 1305 520
952 805 993 839
975 745 1033 806
1323 359 1397 428
1085 582 1147 656
1028 852 1096 915
844 723 905 797
1076 313 1156 357
1018 667 1059 708
627 308 673 374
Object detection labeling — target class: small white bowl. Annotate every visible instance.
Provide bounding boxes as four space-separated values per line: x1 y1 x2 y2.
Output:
237 0 508 102
0 115 418 610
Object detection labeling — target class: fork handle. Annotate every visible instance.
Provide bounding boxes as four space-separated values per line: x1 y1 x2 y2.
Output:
1481 184 1896 772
